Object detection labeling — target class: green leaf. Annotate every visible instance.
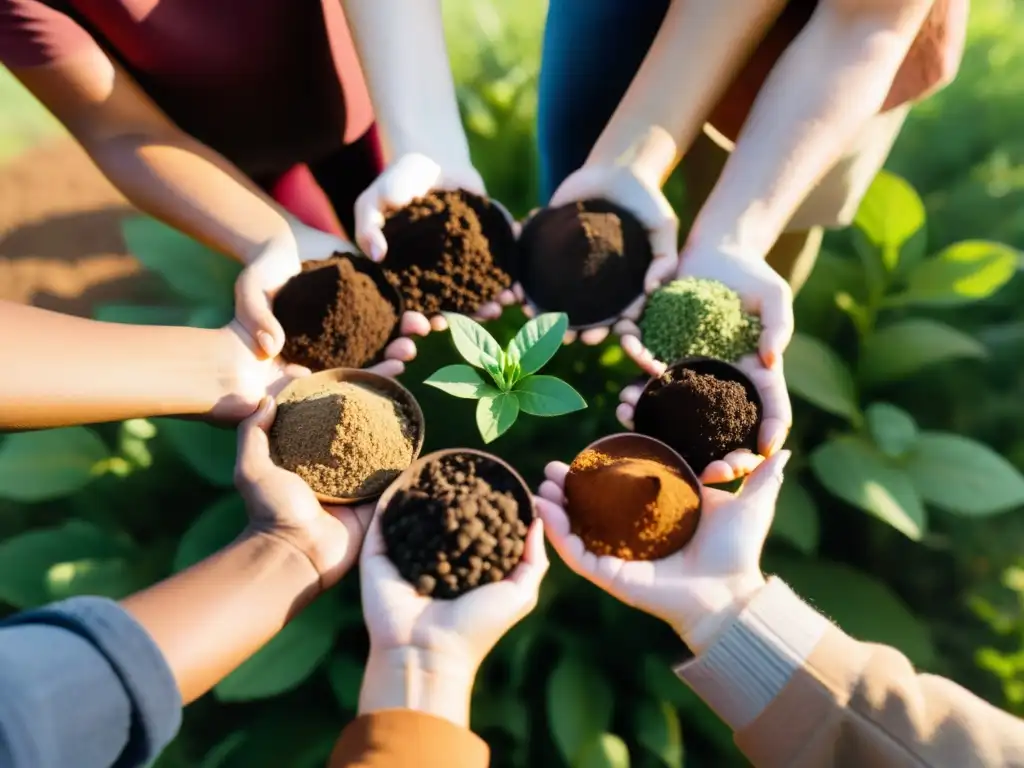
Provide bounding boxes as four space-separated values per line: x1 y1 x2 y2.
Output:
122 216 240 306
472 695 530 742
784 333 860 421
199 732 249 768
0 521 131 608
906 432 1024 516
444 312 504 370
215 594 344 701
476 393 520 444
771 478 820 555
0 427 109 502
514 375 587 417
424 364 501 399
810 435 926 540
634 699 683 768
854 170 926 271
859 319 986 385
547 655 614 766
93 304 192 326
46 557 148 601
155 419 236 487
576 734 630 768
866 403 919 459
886 241 1018 307
508 313 569 377
327 653 365 711
766 555 935 667
174 494 248 572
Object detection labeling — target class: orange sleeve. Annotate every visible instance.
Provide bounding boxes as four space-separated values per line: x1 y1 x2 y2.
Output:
328 710 490 768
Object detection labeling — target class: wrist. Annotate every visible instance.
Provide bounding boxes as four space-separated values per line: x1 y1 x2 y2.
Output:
587 123 677 188
359 646 477 728
675 574 766 656
237 527 323 607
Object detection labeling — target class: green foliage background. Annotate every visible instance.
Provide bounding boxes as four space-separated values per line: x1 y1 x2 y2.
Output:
4 1 1024 766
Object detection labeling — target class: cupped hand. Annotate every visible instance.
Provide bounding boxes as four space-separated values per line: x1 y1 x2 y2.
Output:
360 506 548 673
542 162 679 347
233 219 424 362
210 320 405 423
234 398 373 589
535 451 790 654
354 152 518 332
614 352 792 484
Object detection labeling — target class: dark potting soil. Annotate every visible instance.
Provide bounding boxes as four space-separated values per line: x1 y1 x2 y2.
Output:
517 199 653 326
634 368 760 473
381 453 530 600
273 255 399 371
381 190 515 315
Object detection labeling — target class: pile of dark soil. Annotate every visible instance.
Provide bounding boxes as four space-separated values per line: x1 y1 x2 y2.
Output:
564 448 701 560
381 190 515 315
381 452 531 599
269 381 417 499
273 255 399 371
633 365 760 473
516 199 653 327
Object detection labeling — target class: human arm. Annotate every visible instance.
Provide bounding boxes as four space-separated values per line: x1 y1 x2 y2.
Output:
327 499 549 766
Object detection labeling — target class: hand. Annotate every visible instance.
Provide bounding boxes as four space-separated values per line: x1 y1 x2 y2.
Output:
234 398 374 590
233 219 425 361
544 162 679 346
614 353 792 484
358 506 548 725
535 451 790 655
209 321 405 423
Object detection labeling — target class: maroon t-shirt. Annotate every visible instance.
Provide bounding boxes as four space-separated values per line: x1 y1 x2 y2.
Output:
0 0 375 179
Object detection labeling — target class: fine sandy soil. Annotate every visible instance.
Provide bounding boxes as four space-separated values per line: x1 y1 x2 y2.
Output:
0 138 161 317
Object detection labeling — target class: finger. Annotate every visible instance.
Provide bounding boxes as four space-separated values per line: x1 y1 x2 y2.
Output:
323 503 372 549
235 397 276 485
384 337 417 362
700 459 735 485
534 499 601 580
508 519 549 591
621 335 666 376
736 356 792 453
474 301 503 321
235 271 284 358
429 314 448 333
538 479 565 505
649 220 680 264
579 326 610 346
355 192 389 262
498 289 518 306
619 384 643 407
620 294 646 323
615 403 635 430
562 329 577 345
366 359 405 378
512 283 526 303
735 450 792 544
614 318 642 338
757 285 794 369
544 461 570 487
400 312 432 337
759 417 790 458
361 504 388 561
644 252 678 293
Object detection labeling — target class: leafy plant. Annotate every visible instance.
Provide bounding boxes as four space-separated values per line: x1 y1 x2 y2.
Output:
425 312 587 443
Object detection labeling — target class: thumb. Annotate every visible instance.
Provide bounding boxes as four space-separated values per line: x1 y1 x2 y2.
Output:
235 271 284 358
736 449 791 543
644 252 678 293
757 286 794 369
235 397 277 487
355 189 388 262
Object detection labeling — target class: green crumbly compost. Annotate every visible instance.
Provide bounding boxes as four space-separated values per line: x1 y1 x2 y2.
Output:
639 278 762 363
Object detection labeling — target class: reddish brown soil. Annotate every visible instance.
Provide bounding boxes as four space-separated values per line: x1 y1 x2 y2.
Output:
0 138 160 317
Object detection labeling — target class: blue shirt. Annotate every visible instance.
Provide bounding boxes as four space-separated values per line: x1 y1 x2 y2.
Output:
0 597 181 768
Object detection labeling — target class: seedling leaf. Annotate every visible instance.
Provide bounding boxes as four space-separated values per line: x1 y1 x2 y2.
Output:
444 313 503 371
476 393 520 443
514 375 587 417
509 313 568 376
424 365 500 399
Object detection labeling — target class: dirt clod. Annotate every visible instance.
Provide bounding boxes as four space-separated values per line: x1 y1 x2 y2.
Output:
634 367 760 473
517 199 653 326
564 448 701 560
273 255 398 371
381 190 515 315
381 453 530 599
269 381 416 499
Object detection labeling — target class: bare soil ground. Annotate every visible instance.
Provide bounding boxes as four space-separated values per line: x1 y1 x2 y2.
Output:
0 138 162 317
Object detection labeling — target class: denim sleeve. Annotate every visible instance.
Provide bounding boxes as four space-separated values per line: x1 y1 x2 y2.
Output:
0 596 182 768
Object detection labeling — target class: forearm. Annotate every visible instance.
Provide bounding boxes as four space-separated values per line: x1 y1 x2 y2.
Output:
689 1 934 258
121 530 320 704
0 302 234 430
341 0 469 166
587 0 787 185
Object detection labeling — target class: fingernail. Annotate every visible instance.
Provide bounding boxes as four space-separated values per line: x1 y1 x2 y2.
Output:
257 331 275 355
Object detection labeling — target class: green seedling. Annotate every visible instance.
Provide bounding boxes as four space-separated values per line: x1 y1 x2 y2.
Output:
425 312 587 443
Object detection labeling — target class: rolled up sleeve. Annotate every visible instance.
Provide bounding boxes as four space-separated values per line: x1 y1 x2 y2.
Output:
0 596 181 768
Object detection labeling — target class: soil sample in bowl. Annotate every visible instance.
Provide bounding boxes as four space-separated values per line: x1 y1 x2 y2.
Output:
270 381 417 499
517 199 652 327
273 255 399 371
634 367 760 473
381 190 515 315
381 453 531 599
564 448 701 560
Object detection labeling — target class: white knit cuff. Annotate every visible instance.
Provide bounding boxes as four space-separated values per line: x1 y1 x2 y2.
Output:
672 577 830 730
